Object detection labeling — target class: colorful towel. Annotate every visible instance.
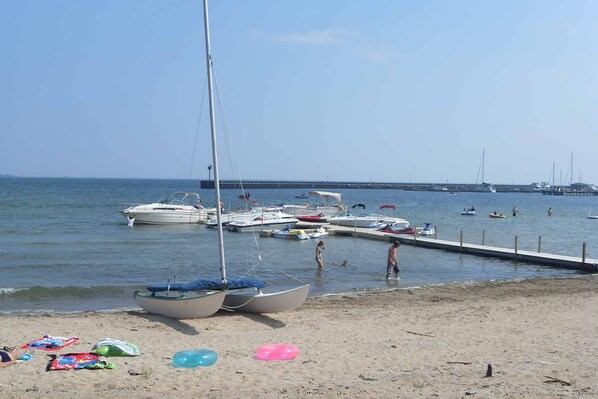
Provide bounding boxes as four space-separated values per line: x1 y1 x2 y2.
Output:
21 335 79 351
47 353 115 371
92 338 141 357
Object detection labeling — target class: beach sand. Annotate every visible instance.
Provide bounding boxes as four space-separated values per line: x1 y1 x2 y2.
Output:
1 275 597 398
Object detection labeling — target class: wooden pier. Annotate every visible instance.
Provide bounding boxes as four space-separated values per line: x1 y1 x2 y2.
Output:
263 224 598 272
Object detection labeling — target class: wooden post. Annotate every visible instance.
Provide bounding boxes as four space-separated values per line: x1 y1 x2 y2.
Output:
482 230 485 246
538 236 542 253
514 236 518 259
434 225 437 239
413 228 417 247
582 242 586 264
460 230 463 253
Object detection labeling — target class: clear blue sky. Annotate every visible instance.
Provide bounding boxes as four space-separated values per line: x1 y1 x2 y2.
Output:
2 0 597 185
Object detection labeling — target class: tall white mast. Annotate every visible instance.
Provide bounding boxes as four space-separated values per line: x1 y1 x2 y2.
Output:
202 0 227 284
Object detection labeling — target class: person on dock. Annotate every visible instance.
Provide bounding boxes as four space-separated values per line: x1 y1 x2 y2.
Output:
386 240 400 280
512 207 518 217
548 207 553 216
315 240 325 269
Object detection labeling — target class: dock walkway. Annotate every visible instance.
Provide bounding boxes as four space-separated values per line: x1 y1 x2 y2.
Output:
264 223 598 272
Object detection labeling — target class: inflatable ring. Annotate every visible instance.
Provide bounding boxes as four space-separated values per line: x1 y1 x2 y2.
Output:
170 349 218 368
254 344 299 361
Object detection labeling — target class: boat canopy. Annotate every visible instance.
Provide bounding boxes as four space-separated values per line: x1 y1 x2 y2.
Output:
146 277 266 293
308 191 342 204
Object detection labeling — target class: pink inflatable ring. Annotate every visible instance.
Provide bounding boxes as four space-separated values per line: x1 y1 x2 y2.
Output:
254 344 299 361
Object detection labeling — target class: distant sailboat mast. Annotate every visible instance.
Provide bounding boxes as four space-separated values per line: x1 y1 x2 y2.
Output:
482 149 486 184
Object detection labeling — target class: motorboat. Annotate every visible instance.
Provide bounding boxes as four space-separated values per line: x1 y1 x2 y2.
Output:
418 223 435 236
587 212 598 219
239 192 251 199
120 192 210 225
328 204 409 229
461 207 476 216
271 225 309 240
378 223 415 234
282 191 346 221
489 212 507 218
296 213 328 223
227 211 299 232
295 193 308 199
205 207 279 228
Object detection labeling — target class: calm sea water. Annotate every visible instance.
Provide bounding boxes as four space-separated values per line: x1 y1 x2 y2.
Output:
1 177 596 314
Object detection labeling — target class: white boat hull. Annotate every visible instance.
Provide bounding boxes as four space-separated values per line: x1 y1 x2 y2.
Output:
133 290 225 319
329 216 409 229
121 208 205 224
121 192 210 224
222 285 309 313
228 219 298 232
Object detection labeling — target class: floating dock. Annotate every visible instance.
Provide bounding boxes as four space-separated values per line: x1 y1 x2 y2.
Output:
262 224 598 272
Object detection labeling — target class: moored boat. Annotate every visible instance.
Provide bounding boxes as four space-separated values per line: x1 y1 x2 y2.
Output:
418 223 435 236
271 225 309 240
120 192 210 225
227 211 299 232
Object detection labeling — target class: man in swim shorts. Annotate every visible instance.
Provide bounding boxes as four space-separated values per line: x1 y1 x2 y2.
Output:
386 240 400 279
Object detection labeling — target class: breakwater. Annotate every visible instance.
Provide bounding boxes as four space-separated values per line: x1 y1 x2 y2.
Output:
201 180 541 192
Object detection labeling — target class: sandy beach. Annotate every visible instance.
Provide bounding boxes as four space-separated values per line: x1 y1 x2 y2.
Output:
1 275 596 398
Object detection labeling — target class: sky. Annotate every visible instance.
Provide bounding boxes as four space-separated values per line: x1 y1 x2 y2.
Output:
1 0 597 185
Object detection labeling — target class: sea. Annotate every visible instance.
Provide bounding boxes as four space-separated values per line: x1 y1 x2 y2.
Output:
1 177 597 315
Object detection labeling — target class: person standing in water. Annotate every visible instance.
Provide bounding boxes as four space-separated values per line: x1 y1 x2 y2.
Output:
386 240 400 279
548 207 553 216
315 240 325 269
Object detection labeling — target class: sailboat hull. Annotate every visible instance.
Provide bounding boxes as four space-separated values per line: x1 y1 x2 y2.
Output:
222 285 310 313
134 290 225 319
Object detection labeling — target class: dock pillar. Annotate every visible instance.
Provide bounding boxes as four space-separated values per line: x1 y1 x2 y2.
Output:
460 230 463 253
538 236 542 253
434 225 437 240
482 230 485 246
582 242 587 264
514 236 518 259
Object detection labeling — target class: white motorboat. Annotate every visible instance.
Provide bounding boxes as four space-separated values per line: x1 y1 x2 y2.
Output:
461 207 476 216
120 192 210 225
328 204 409 229
227 211 299 232
283 190 347 222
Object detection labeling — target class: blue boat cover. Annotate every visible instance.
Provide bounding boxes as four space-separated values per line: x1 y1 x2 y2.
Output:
146 277 266 293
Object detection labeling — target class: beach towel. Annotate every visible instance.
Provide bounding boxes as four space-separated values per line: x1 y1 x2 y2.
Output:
91 338 141 357
21 335 79 351
47 353 115 371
